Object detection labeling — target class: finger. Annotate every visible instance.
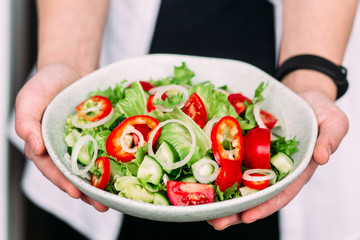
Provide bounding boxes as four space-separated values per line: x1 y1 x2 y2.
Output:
24 144 83 199
313 109 349 165
207 214 242 230
240 160 318 223
81 195 109 212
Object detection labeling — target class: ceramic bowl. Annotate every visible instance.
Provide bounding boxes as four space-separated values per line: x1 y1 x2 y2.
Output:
42 54 317 222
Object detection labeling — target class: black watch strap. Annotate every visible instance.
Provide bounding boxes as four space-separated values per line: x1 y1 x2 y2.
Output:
275 54 349 99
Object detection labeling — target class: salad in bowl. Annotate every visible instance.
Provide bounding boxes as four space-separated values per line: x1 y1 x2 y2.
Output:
42 54 317 221
64 62 298 206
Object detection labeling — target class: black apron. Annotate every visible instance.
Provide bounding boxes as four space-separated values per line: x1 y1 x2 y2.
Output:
120 0 278 239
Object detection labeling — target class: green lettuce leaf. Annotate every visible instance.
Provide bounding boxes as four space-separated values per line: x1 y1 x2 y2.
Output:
271 136 299 156
149 62 195 87
153 93 184 109
117 81 149 117
188 82 238 120
156 107 211 166
89 80 127 105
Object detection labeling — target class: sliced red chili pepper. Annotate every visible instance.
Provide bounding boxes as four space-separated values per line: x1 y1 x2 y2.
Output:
91 157 111 190
146 95 157 112
76 95 112 122
211 116 244 166
182 92 207 128
106 115 160 162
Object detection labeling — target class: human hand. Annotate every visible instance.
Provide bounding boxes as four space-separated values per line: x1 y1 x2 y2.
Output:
208 90 349 230
15 63 109 212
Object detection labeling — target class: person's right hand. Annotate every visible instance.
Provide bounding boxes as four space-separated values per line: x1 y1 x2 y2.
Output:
15 63 109 212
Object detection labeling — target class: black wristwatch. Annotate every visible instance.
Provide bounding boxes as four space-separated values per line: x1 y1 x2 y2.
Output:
275 54 349 99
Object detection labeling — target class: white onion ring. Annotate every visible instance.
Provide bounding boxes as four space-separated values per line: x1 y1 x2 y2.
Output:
120 126 145 153
65 153 91 180
71 135 98 176
253 102 267 129
148 119 196 170
72 109 114 129
192 158 219 183
242 169 276 182
203 117 221 139
152 85 189 112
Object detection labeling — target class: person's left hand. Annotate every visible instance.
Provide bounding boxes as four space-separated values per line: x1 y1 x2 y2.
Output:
208 90 349 230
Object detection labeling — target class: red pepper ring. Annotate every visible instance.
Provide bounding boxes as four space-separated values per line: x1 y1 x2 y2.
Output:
76 95 113 122
210 116 244 166
106 115 161 162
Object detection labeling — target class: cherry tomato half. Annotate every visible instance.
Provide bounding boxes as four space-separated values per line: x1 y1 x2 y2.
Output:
128 81 155 92
227 93 251 115
242 173 269 190
167 181 214 206
243 128 271 169
211 116 244 166
91 157 111 190
227 93 278 130
106 115 160 162
76 95 112 122
215 159 242 192
182 92 207 128
260 110 278 130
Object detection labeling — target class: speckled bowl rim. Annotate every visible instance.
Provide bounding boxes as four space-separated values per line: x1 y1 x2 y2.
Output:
42 54 317 222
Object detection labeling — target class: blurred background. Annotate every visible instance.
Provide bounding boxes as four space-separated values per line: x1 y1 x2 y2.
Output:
2 0 37 239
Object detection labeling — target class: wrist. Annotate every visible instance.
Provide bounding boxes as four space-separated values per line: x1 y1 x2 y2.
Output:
281 69 337 101
37 41 100 77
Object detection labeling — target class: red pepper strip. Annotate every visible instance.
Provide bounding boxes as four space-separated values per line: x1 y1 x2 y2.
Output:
91 157 111 190
106 115 160 162
76 95 112 122
210 116 244 166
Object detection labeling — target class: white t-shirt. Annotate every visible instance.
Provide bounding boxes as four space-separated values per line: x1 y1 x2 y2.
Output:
10 1 360 239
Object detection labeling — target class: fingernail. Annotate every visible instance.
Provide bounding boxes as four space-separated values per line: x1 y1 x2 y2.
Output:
28 134 39 154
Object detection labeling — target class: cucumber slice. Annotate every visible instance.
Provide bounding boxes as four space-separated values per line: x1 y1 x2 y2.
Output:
239 186 258 196
270 152 294 174
180 175 197 183
153 192 170 205
137 155 164 185
77 143 91 165
64 130 81 147
155 140 180 175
